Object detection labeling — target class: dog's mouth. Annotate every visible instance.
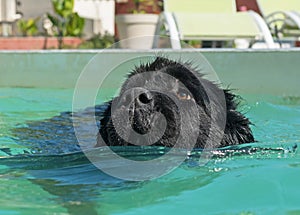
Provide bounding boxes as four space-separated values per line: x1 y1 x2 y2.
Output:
128 92 180 137
130 92 161 135
131 107 159 135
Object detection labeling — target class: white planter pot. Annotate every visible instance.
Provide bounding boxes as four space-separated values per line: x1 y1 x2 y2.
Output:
115 14 159 49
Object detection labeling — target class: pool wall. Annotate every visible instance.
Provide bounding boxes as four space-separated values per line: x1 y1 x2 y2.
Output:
0 49 299 96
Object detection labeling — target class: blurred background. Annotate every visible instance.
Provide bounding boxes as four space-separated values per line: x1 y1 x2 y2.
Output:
0 0 300 49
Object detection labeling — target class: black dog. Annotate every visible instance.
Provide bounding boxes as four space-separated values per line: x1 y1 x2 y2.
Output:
98 57 254 149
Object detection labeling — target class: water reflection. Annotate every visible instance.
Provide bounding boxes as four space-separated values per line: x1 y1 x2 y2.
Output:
11 105 107 155
1 150 220 214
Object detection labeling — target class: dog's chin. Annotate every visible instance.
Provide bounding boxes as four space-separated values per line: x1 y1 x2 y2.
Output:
131 109 167 134
131 112 154 135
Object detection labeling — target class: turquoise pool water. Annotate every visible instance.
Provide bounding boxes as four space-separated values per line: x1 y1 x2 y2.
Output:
0 88 300 215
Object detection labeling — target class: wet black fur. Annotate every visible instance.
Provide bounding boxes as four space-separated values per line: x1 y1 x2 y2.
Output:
98 57 254 149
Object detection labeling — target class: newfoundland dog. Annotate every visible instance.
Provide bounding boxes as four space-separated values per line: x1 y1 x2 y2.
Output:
97 57 254 149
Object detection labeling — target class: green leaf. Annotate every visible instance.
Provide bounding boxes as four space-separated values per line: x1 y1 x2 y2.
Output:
48 0 85 38
51 0 74 18
66 12 85 36
47 13 59 27
17 17 40 36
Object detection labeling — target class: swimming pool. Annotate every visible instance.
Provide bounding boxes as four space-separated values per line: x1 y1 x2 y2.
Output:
0 50 300 214
0 87 299 215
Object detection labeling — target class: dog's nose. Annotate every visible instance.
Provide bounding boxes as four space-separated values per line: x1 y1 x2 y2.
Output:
137 92 152 104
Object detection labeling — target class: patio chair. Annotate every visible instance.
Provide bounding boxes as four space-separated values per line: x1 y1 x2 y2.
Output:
257 0 300 38
153 0 276 49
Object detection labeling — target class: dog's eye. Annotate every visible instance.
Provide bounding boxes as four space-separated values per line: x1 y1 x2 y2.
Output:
177 90 191 100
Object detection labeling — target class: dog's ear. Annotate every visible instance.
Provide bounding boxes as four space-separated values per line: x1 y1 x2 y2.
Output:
222 90 255 146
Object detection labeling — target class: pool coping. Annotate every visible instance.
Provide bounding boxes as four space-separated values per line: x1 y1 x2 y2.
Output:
1 49 299 96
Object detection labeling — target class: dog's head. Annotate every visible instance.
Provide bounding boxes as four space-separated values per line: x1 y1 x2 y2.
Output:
98 57 254 149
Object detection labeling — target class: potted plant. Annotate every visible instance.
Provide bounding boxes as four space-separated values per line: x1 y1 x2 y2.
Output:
47 0 85 49
115 0 163 49
17 18 40 37
0 0 84 50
